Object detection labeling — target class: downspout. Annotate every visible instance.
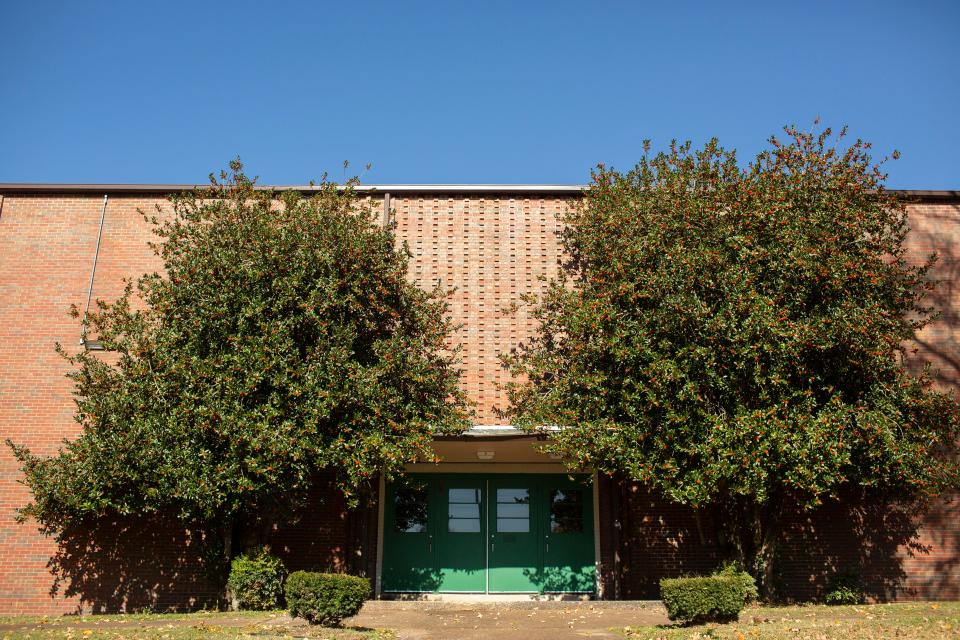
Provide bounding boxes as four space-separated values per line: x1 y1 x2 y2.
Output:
80 194 109 349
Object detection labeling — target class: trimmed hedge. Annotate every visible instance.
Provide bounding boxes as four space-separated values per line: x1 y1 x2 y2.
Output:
714 563 758 604
285 571 370 626
227 548 286 610
660 575 747 623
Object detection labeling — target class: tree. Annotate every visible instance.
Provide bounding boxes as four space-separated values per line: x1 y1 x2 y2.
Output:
10 161 468 574
506 126 960 595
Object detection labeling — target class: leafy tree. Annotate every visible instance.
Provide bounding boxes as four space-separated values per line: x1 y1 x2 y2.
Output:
10 161 468 574
506 126 960 595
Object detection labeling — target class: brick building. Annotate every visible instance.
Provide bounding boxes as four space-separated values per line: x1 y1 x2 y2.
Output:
0 184 957 613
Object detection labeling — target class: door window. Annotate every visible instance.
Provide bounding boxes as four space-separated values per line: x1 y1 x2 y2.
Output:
496 488 530 532
549 488 584 533
448 488 481 532
394 485 428 533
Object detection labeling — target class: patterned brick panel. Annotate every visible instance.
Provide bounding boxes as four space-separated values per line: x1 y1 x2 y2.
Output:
391 194 572 423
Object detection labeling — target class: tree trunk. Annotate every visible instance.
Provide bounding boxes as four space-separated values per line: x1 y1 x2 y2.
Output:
222 525 237 610
717 495 781 602
747 500 781 601
757 518 779 602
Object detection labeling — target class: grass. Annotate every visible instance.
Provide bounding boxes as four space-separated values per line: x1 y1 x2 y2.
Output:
0 610 393 640
2 602 958 639
620 601 960 639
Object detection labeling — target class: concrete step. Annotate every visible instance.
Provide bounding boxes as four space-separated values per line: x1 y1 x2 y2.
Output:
368 596 664 609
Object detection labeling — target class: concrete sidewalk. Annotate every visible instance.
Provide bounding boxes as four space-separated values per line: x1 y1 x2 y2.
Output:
346 600 671 639
0 601 671 640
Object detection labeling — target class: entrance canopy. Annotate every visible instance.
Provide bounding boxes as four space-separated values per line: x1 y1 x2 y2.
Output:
408 426 568 473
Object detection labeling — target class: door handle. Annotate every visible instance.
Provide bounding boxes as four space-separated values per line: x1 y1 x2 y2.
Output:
545 535 549 553
491 535 495 553
428 535 433 553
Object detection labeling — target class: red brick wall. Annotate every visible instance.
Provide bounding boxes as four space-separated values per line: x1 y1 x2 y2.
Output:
0 194 167 613
603 481 960 602
0 192 957 611
775 491 960 602
264 475 379 580
613 482 721 599
905 202 960 389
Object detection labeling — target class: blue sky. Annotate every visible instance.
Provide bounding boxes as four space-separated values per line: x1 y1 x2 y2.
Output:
2 1 958 188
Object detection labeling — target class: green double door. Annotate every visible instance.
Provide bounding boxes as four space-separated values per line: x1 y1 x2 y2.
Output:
382 474 595 594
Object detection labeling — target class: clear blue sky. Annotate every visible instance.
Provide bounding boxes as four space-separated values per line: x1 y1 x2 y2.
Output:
2 1 958 188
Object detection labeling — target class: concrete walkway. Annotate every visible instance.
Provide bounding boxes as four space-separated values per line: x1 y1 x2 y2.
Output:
0 601 671 640
346 600 671 639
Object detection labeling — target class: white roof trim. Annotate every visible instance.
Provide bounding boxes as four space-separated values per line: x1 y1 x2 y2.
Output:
354 185 586 193
0 183 588 195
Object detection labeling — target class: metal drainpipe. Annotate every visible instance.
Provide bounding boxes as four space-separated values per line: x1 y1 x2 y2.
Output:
81 194 109 346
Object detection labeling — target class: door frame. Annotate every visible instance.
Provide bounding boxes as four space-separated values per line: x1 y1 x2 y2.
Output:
375 469 600 597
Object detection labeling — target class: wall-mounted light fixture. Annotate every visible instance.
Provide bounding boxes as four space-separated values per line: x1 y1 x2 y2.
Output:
476 451 495 461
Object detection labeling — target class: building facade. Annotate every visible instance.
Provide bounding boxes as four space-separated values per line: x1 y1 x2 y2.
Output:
0 185 957 613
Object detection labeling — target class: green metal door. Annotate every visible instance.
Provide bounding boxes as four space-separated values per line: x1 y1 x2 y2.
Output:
541 475 595 592
382 473 595 595
435 476 486 592
488 476 540 592
381 476 438 592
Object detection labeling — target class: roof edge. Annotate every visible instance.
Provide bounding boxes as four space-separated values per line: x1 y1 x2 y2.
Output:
0 183 957 202
0 183 586 196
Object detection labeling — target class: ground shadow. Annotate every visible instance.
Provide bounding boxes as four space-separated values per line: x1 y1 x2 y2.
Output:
521 565 595 594
379 567 444 593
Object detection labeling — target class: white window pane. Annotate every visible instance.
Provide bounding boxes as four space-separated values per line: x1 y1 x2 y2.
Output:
497 503 529 518
497 488 529 504
449 518 481 533
449 488 480 503
497 518 530 533
450 504 480 519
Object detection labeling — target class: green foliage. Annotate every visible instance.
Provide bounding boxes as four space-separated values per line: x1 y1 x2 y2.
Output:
9 160 468 550
285 571 370 626
660 575 747 623
506 125 960 586
227 548 286 610
713 562 758 604
824 569 863 605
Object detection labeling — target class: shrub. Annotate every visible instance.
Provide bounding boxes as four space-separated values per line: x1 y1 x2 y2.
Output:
825 569 863 605
285 571 370 626
713 562 758 604
660 575 747 624
227 548 286 610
